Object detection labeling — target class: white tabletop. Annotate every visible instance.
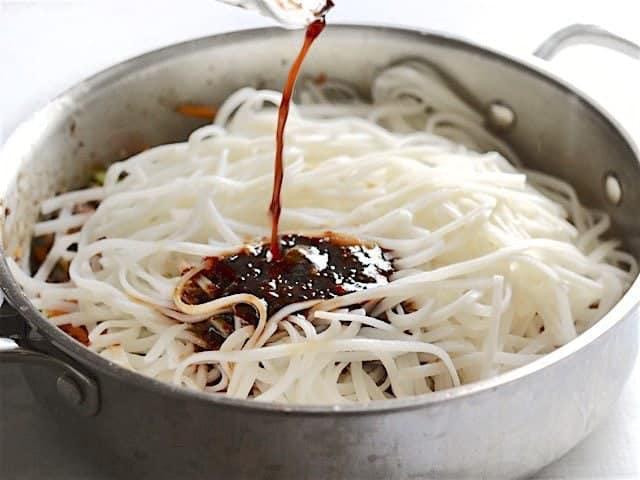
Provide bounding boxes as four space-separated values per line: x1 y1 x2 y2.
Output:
1 1 639 478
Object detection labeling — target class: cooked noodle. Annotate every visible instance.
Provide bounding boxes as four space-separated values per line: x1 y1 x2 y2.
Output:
9 62 636 404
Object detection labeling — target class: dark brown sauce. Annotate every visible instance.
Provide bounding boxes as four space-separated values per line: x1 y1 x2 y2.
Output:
180 233 393 350
29 201 100 282
269 18 329 259
191 311 235 351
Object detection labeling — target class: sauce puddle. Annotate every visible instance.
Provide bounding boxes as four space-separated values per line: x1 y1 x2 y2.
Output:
181 233 393 349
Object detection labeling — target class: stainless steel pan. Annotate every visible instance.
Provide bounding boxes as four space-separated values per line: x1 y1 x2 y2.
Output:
1 24 639 479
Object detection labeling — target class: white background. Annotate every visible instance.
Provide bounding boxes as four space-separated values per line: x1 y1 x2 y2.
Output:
1 1 640 478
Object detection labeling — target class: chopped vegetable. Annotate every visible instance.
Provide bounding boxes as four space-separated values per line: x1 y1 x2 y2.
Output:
91 169 106 186
175 104 217 120
59 324 90 346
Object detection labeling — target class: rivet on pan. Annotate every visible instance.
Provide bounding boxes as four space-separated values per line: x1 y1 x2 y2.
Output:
56 374 84 407
487 101 516 131
604 172 622 205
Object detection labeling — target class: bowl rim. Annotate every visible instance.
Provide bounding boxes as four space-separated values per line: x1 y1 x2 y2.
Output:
1 23 639 415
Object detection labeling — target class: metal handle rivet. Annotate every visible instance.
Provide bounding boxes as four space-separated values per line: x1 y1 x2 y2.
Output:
56 374 84 407
487 101 516 131
604 172 622 205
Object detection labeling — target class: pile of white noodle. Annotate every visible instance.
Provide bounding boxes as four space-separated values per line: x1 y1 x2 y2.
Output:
9 62 636 404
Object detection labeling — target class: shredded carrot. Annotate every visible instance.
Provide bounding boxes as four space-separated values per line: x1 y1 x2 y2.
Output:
175 104 217 120
46 309 67 317
60 324 90 346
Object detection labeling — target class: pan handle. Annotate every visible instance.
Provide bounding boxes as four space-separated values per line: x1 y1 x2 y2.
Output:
0 298 100 416
534 24 640 61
